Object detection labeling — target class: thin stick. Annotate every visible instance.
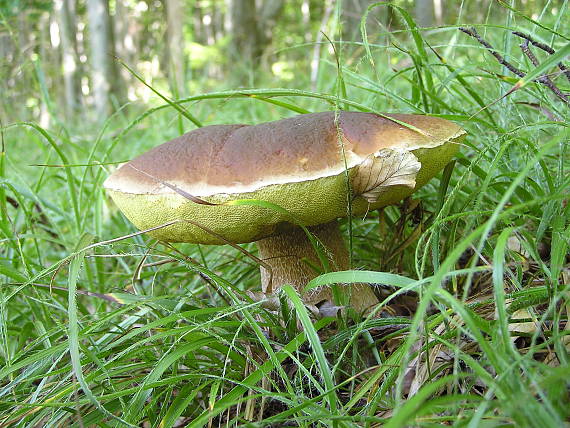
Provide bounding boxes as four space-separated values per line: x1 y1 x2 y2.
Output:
513 31 570 83
459 27 525 77
460 26 569 106
520 40 569 104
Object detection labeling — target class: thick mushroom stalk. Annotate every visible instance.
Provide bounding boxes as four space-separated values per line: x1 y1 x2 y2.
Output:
257 220 378 313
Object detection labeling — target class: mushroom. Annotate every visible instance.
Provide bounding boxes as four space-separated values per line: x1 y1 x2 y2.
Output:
104 111 465 313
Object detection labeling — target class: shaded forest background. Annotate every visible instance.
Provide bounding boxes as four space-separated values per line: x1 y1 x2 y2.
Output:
1 0 556 127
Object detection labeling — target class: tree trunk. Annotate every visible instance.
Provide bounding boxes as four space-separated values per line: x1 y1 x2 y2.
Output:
301 0 310 42
86 0 114 118
415 0 434 28
257 0 284 55
114 0 137 89
342 0 370 42
38 12 52 128
311 0 334 90
201 6 214 46
55 0 81 120
193 2 205 45
433 0 444 25
165 0 186 97
230 0 260 68
224 0 233 35
229 0 283 76
212 4 224 44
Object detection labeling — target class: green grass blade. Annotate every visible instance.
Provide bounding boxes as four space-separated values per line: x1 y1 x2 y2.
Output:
281 285 339 419
67 234 138 427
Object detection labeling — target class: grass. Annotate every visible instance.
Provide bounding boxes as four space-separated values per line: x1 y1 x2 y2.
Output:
1 3 569 427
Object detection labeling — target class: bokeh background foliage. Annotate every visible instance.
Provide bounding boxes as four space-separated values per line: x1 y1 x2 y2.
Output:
1 0 569 426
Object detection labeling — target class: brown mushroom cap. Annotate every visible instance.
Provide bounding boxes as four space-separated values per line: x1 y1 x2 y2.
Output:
104 111 465 244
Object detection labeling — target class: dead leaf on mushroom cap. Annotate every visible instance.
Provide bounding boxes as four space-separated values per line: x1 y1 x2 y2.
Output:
352 149 422 203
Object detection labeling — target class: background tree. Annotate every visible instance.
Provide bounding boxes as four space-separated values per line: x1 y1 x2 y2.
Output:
165 0 187 97
228 0 259 70
54 0 81 119
228 0 284 82
342 0 370 42
86 0 120 118
114 0 137 92
415 0 435 27
2 0 560 125
256 0 285 63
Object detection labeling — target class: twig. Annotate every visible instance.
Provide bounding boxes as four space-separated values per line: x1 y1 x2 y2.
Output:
513 31 570 83
520 40 569 104
460 26 569 106
459 27 525 77
513 31 556 53
520 40 542 67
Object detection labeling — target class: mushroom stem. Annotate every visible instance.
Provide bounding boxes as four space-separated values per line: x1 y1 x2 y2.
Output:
257 220 378 313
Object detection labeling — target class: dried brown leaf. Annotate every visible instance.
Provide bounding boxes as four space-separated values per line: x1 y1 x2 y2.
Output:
352 150 421 203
